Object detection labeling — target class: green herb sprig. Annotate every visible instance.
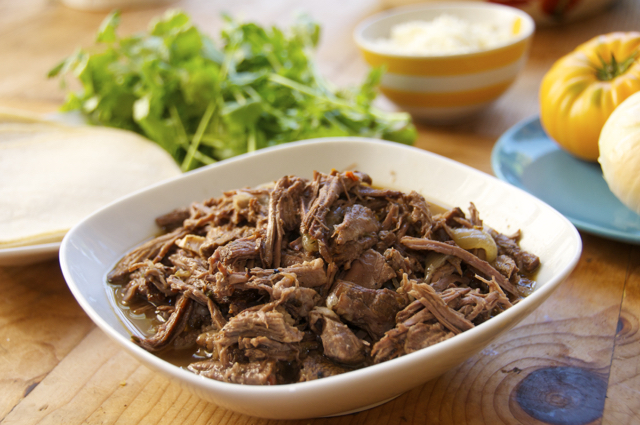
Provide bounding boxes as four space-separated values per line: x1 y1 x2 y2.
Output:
49 10 417 171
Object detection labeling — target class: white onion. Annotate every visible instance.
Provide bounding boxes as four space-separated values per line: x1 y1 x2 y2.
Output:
424 252 450 283
302 233 319 252
450 227 497 262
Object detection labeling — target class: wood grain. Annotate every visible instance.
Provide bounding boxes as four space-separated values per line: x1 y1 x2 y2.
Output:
1 0 639 424
602 245 640 425
0 260 94 419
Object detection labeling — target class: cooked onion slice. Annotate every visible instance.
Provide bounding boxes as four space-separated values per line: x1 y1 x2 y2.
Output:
450 227 497 262
302 233 319 252
424 252 450 283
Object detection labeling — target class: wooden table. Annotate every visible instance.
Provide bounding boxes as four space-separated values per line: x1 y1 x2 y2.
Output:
1 1 639 423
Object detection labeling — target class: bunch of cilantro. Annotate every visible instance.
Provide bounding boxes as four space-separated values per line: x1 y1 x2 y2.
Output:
49 10 416 171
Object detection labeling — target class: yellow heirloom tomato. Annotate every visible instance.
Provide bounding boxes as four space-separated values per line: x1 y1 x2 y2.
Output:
540 32 640 162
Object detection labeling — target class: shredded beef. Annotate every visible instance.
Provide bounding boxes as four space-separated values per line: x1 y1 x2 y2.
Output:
189 359 277 385
133 294 194 352
155 207 190 231
299 353 352 381
109 170 540 385
400 236 520 296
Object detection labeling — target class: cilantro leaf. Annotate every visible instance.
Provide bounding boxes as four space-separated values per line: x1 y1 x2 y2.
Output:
49 9 416 171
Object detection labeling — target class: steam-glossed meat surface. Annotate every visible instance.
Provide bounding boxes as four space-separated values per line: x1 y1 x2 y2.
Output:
342 249 396 289
108 170 540 385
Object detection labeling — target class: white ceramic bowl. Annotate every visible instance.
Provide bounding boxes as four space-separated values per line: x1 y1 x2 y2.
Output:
354 2 535 123
59 138 581 419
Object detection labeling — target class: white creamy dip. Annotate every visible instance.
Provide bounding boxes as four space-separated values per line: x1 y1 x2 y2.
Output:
370 14 516 56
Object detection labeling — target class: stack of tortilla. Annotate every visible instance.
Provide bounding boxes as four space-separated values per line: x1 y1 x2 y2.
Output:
0 108 181 249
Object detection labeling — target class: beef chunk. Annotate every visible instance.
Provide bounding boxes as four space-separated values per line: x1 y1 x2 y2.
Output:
309 307 366 365
263 175 307 268
299 353 352 381
211 235 261 270
404 322 454 354
327 280 408 340
342 249 396 289
332 204 380 245
330 234 379 267
301 170 372 243
282 258 327 288
370 324 409 363
213 306 304 364
489 228 540 273
405 191 433 237
384 247 424 278
200 225 257 257
494 254 518 280
188 359 277 385
272 274 321 319
239 336 300 362
155 207 190 231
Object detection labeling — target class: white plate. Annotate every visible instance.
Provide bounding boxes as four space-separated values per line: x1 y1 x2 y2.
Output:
0 242 60 267
492 116 640 244
59 137 582 419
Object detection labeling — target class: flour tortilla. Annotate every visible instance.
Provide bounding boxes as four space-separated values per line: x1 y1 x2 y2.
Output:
0 115 181 248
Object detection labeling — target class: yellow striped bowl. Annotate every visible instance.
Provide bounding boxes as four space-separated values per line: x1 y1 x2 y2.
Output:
354 2 535 123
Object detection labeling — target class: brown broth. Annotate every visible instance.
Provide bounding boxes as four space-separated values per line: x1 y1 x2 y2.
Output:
107 282 210 367
107 283 160 339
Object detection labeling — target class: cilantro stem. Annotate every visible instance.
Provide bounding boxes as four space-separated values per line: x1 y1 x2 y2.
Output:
248 128 257 152
307 59 338 98
244 86 262 103
170 105 190 147
265 49 282 72
270 72 407 130
198 134 225 148
182 102 215 171
192 150 216 165
169 106 216 164
268 74 355 110
233 90 246 105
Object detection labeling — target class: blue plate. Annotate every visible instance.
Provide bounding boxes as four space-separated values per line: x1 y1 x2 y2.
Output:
492 116 640 245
